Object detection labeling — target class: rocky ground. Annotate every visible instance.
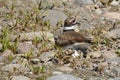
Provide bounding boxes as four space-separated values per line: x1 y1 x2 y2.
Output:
0 0 120 80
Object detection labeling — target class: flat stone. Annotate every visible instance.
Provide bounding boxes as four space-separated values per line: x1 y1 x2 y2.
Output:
47 74 82 80
108 77 120 80
74 0 94 5
1 64 29 72
104 28 120 39
95 8 102 15
11 57 22 64
102 12 120 20
0 56 4 62
17 42 38 54
87 51 102 59
39 51 55 62
106 57 120 64
12 76 30 80
0 49 14 62
89 76 106 80
38 0 54 10
101 50 117 59
111 67 120 76
31 58 40 64
19 31 55 44
1 49 13 57
97 62 108 72
80 23 94 30
57 66 73 72
110 0 119 6
42 10 67 27
52 71 63 75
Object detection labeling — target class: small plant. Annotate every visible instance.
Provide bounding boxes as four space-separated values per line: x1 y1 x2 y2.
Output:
8 54 14 62
0 27 10 51
32 37 41 46
9 41 18 54
38 0 43 10
32 65 46 74
0 27 19 53
22 50 33 59
37 31 54 53
116 49 120 56
36 75 47 80
43 20 51 30
90 23 111 50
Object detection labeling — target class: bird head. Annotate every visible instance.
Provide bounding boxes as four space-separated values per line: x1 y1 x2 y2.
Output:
63 17 80 32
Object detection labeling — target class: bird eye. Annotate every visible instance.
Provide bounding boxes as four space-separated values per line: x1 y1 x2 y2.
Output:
72 19 76 23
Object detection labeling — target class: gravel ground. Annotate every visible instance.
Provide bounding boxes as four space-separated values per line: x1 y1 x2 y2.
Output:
0 0 120 80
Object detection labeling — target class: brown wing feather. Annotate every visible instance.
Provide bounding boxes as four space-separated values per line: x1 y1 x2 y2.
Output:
62 31 88 42
55 31 90 46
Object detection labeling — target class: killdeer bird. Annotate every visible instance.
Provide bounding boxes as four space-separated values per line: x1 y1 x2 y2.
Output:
55 17 93 57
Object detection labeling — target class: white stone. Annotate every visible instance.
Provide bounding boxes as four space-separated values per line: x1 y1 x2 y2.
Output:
102 12 120 20
12 76 30 80
47 74 82 80
19 31 55 44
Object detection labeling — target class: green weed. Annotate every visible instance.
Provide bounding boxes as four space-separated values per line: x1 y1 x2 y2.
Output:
32 65 46 74
0 27 10 51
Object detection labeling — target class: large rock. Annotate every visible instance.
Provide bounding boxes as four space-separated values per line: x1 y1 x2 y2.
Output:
89 76 106 80
108 77 120 80
1 49 14 57
102 12 120 20
1 64 29 72
111 67 120 77
104 28 120 39
17 42 38 54
11 76 30 80
39 51 55 62
56 66 73 72
72 7 97 30
47 74 82 80
0 49 14 62
86 51 102 59
19 31 55 44
101 50 117 59
106 57 120 64
38 0 54 10
110 0 119 6
74 0 94 5
42 10 67 27
97 62 108 73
